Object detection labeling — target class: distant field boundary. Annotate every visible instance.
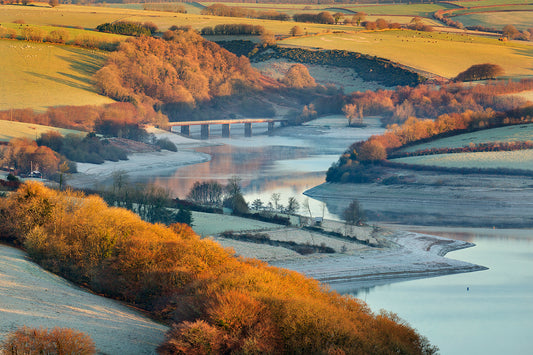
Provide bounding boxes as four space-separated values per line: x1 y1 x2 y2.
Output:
382 159 533 177
248 44 425 86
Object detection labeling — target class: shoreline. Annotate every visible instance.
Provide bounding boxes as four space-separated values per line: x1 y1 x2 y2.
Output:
267 228 487 294
305 174 533 228
61 131 490 294
203 215 487 294
67 129 213 190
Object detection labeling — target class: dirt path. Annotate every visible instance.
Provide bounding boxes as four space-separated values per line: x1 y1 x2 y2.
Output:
0 244 168 355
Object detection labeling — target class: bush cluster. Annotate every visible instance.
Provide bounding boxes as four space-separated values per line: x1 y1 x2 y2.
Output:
37 132 127 164
327 80 533 183
201 24 265 36
1 326 96 355
96 21 157 36
293 12 335 24
201 4 290 21
0 182 438 354
0 102 168 132
220 231 336 255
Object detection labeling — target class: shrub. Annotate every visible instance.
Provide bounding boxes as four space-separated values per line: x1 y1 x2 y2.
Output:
0 25 17 39
46 29 69 44
22 26 45 42
1 326 96 355
454 63 504 82
283 64 316 89
155 138 177 152
0 183 438 354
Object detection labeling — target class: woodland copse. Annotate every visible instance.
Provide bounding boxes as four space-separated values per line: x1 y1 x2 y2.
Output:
0 182 438 354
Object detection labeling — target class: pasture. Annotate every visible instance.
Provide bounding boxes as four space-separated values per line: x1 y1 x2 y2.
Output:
0 4 352 35
280 30 533 79
451 0 530 6
401 124 533 153
0 39 114 111
199 2 453 17
1 22 125 44
0 120 83 142
391 149 533 171
455 11 533 31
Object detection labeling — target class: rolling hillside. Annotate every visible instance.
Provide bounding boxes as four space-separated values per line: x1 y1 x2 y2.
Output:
0 39 114 111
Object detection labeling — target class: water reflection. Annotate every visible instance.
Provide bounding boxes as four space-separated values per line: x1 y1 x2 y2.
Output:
148 115 386 218
349 228 533 355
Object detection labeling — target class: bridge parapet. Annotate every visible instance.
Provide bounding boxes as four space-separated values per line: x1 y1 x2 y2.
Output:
170 118 287 139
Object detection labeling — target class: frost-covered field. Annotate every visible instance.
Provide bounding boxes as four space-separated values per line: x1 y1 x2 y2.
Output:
401 124 533 153
0 245 167 354
191 211 282 237
392 149 533 170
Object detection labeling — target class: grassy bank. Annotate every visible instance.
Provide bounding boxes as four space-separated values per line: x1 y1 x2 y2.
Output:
0 39 114 111
0 120 83 142
280 30 533 79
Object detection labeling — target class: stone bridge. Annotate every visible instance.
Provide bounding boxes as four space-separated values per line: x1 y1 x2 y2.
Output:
168 118 288 139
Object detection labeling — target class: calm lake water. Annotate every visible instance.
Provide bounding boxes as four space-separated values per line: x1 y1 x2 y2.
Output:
146 116 533 354
353 227 533 355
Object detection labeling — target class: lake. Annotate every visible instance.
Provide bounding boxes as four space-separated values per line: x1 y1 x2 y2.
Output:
354 226 533 355
146 116 533 354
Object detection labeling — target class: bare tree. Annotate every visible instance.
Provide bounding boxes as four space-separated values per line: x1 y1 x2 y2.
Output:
342 199 366 226
286 197 300 215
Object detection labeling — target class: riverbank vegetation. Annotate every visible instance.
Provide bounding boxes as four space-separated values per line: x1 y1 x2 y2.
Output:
0 182 438 354
327 80 533 183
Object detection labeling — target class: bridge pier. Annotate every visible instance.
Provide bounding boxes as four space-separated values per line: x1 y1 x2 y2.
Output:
181 125 190 136
244 122 252 137
268 121 275 134
222 124 230 138
201 124 210 140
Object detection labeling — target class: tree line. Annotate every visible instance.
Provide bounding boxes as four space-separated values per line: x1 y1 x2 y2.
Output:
342 79 533 127
0 24 121 51
200 23 265 36
200 4 290 21
0 182 438 354
327 80 533 183
96 21 158 37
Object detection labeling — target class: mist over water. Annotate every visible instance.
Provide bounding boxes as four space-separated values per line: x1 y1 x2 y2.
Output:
151 116 385 218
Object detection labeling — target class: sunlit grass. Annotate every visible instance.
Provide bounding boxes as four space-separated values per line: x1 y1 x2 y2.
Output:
0 119 84 142
451 0 530 7
0 39 114 111
0 4 353 35
455 11 533 31
280 30 533 79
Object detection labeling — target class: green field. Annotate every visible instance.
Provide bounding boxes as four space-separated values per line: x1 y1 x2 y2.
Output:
1 22 125 44
0 39 114 111
200 2 454 17
392 149 533 170
0 4 353 35
455 11 533 31
0 119 84 142
401 124 533 153
280 30 533 79
450 0 531 8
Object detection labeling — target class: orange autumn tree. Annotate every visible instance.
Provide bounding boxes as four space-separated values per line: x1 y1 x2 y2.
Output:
95 31 266 107
0 182 438 354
